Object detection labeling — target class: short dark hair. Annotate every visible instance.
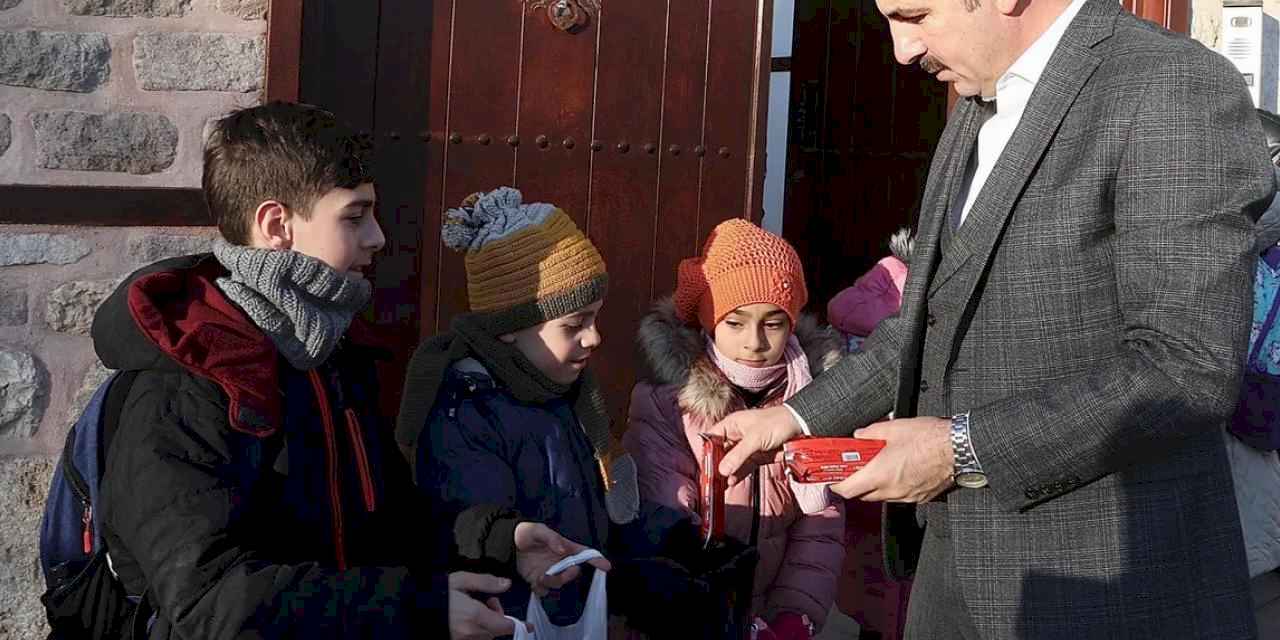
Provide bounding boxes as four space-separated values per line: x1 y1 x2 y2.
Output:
202 101 375 245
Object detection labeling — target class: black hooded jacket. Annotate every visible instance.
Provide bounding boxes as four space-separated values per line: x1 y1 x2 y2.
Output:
91 253 451 639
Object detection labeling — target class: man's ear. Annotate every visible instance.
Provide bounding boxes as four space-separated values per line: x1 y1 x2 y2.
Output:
498 333 517 344
253 200 293 250
994 0 1025 17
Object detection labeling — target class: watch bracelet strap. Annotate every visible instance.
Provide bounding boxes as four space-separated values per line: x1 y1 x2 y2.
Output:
951 412 983 474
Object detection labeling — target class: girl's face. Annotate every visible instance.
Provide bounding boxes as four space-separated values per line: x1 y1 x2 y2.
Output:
712 303 793 368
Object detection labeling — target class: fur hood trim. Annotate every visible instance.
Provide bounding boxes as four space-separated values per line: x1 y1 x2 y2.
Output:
635 297 844 422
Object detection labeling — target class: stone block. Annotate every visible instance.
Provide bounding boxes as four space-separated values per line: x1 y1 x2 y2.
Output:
0 30 111 93
44 280 116 335
0 234 90 266
215 0 265 20
128 232 213 265
133 33 264 92
63 0 190 17
0 457 54 640
32 110 177 174
0 113 10 157
0 285 27 326
0 347 42 438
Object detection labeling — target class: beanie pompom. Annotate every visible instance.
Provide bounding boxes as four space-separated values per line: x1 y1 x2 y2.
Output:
672 257 708 325
442 187 526 253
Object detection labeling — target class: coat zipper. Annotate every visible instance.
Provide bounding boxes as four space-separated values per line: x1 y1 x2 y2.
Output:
344 409 377 513
81 504 92 554
307 369 348 570
60 442 93 555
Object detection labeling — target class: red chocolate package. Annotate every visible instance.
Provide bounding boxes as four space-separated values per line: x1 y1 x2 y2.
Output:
783 437 887 483
699 433 727 545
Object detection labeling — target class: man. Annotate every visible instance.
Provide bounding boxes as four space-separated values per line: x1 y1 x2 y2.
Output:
713 0 1276 636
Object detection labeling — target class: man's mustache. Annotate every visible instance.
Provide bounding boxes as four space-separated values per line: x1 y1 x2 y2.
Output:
920 55 945 74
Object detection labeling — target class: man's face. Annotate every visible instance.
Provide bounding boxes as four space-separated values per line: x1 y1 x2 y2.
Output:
502 300 604 385
878 0 1003 97
289 182 385 278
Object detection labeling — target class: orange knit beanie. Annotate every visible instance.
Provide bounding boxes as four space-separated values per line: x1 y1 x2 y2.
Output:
673 218 807 331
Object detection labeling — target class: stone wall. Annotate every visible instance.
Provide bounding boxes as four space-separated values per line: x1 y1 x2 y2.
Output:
0 0 266 188
0 1 263 637
0 226 218 638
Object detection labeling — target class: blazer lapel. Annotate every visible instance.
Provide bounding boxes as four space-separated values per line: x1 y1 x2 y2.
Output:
889 99 981 417
927 0 1117 299
906 98 981 312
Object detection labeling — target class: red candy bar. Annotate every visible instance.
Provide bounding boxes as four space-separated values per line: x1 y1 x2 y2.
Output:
783 437 887 483
699 433 727 545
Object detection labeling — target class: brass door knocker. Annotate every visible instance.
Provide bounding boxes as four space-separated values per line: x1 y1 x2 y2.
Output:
525 0 599 33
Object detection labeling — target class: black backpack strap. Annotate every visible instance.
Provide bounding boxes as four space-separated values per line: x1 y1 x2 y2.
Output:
57 369 142 528
99 370 140 471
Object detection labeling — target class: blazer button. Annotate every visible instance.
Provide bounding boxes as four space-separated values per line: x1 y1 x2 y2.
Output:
927 314 937 327
920 380 930 392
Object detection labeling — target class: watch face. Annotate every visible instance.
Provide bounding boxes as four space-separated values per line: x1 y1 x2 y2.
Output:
955 472 988 489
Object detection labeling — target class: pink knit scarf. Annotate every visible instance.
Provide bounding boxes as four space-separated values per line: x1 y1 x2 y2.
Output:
705 333 812 402
705 333 834 514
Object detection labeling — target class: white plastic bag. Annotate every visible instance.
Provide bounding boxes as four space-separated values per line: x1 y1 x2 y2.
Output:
509 548 607 640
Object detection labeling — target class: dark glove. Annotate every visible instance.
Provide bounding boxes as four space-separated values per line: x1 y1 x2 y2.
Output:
609 556 717 636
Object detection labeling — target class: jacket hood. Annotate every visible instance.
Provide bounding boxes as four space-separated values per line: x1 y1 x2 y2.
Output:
635 297 844 422
91 253 389 437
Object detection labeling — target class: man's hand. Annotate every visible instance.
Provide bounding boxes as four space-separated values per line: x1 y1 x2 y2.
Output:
711 405 804 486
514 522 611 596
829 417 954 502
447 572 521 640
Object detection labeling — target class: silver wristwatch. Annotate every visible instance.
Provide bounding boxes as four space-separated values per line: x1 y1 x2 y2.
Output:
951 412 987 489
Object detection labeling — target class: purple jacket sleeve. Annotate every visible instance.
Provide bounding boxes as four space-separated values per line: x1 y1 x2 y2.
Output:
826 265 900 338
623 383 700 519
763 499 846 631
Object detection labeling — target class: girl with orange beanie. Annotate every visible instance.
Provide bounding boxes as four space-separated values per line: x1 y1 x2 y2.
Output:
623 219 846 640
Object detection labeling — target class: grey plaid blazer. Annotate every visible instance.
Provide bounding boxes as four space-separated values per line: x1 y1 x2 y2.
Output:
787 0 1276 637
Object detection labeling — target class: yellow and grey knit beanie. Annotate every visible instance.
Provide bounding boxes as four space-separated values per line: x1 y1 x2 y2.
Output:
443 187 608 333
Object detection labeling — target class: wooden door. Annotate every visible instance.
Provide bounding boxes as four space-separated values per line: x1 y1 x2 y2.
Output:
781 0 948 315
1124 0 1190 32
323 0 776 428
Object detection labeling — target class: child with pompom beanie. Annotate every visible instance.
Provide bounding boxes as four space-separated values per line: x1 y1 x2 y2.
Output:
397 187 638 626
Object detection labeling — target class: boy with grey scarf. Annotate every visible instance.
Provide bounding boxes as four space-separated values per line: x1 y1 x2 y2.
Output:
93 102 588 640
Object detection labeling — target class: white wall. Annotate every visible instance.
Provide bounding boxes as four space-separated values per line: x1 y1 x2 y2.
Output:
762 0 794 234
1193 0 1280 114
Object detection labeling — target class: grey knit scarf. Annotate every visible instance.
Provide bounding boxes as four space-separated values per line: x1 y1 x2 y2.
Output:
212 238 372 371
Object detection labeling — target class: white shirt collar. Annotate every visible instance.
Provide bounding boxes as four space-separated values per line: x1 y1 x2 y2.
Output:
993 0 1088 100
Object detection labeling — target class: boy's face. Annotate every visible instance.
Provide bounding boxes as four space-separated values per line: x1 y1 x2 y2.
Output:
501 300 604 385
712 303 793 368
287 182 385 277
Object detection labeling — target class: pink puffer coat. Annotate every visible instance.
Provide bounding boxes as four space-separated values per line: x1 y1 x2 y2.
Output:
623 299 847 631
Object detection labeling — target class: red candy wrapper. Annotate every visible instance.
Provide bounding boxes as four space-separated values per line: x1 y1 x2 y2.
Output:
699 433 727 546
783 437 887 483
